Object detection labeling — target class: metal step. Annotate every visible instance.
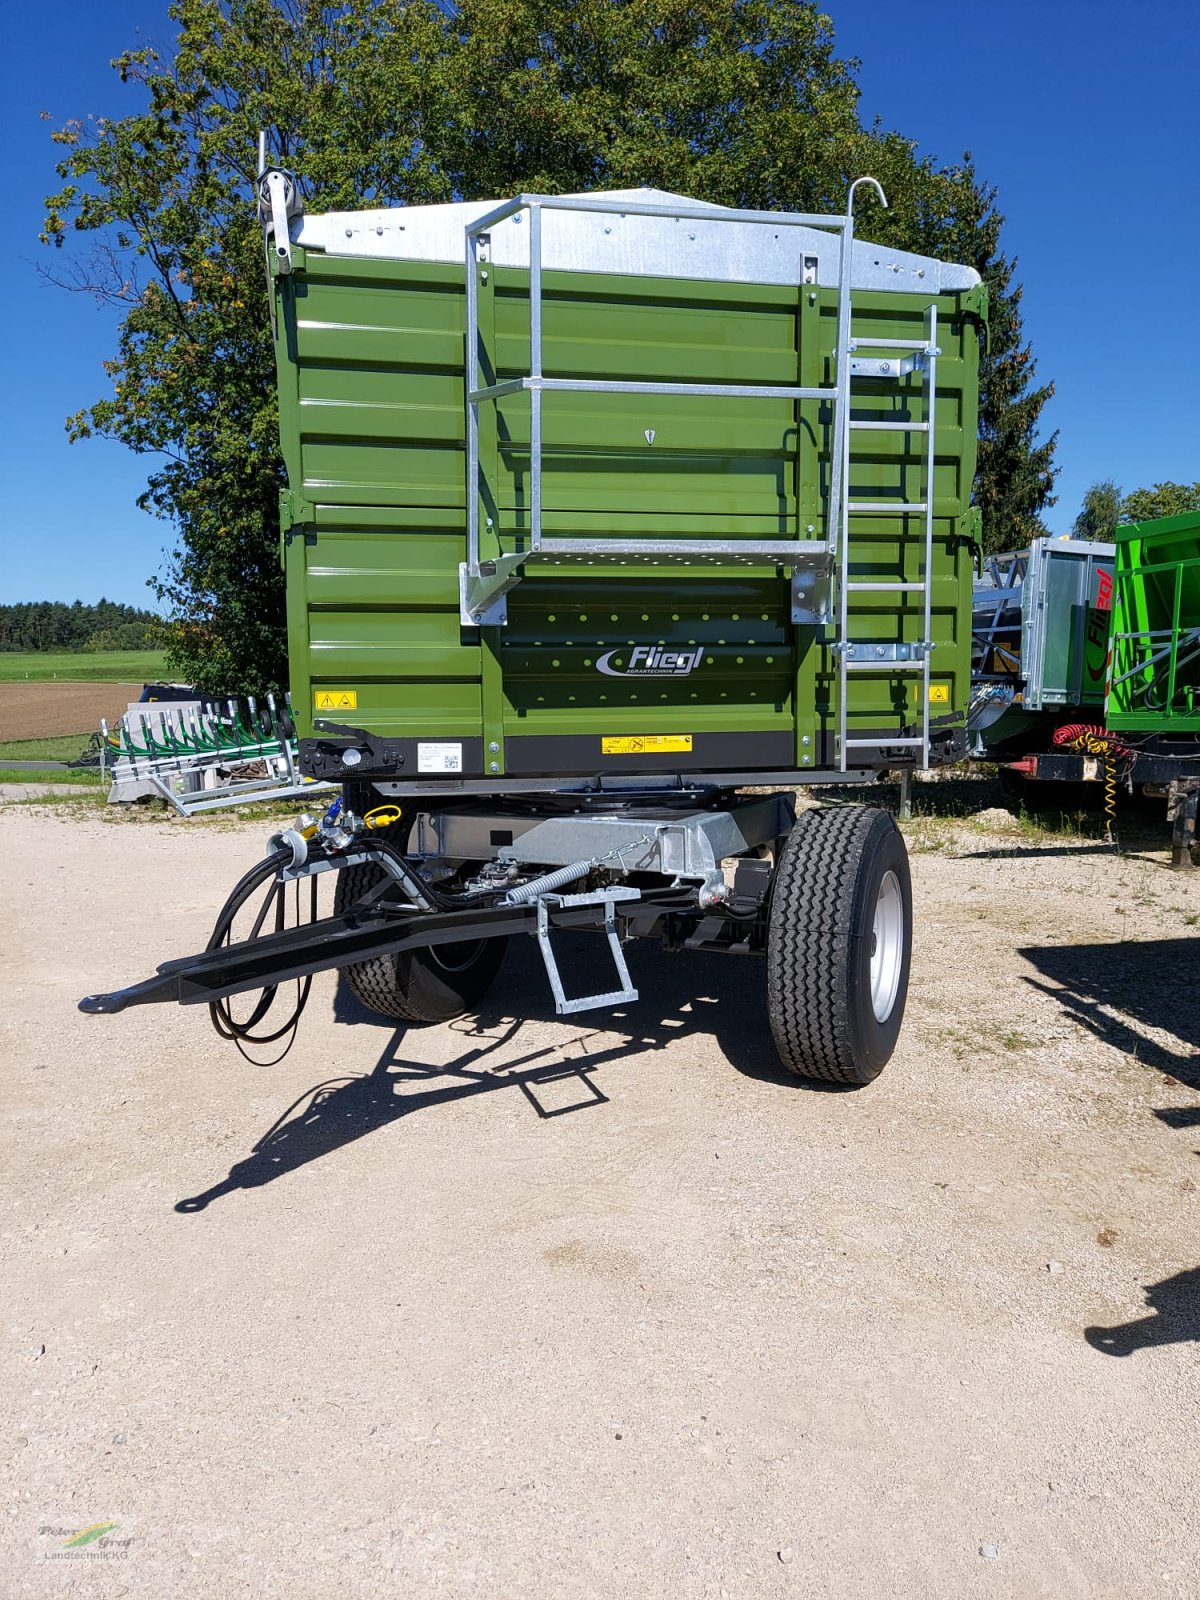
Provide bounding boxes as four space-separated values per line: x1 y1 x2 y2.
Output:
850 337 938 352
460 537 835 623
847 581 926 592
844 735 925 748
847 501 928 513
844 660 926 672
848 420 930 433
536 889 639 1016
530 537 830 564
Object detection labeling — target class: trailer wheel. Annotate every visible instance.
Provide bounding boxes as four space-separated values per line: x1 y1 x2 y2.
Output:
333 857 507 1024
767 805 912 1086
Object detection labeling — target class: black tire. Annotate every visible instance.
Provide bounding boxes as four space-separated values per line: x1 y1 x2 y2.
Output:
767 804 912 1086
333 853 507 1024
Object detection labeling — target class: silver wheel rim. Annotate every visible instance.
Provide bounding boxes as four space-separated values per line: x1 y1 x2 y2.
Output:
869 870 904 1023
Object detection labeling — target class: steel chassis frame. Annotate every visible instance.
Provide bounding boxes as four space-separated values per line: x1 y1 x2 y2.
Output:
79 791 795 1018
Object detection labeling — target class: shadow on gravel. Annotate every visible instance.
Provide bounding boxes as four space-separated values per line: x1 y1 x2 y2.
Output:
1018 937 1200 1090
175 934 825 1212
1085 1267 1200 1356
952 843 1116 862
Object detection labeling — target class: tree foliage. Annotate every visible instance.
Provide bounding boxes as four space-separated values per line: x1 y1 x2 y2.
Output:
1072 478 1122 543
1071 477 1200 538
45 0 1058 689
0 599 161 653
1121 481 1200 524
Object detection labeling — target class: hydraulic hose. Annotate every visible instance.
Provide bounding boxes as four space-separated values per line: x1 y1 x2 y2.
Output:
1051 724 1134 843
206 847 317 1060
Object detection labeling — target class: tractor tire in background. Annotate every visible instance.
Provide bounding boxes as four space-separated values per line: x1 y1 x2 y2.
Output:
767 804 912 1086
333 842 507 1024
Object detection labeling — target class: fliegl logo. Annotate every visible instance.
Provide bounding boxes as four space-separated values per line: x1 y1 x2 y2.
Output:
596 645 704 678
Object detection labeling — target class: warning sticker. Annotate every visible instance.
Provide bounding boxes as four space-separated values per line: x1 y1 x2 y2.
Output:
601 734 694 755
928 684 950 704
418 742 464 774
314 689 358 711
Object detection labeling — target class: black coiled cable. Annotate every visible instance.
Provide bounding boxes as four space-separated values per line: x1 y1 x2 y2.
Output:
206 847 318 1062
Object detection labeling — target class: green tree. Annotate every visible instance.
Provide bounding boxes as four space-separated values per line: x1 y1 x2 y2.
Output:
43 0 454 693
1073 478 1123 542
45 0 1057 689
919 160 1057 555
1121 481 1200 524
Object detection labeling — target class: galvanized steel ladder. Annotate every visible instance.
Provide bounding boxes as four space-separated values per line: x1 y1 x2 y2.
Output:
833 292 940 771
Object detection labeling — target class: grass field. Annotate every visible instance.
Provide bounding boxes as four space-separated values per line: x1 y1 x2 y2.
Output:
0 767 100 787
0 732 96 762
0 650 166 683
0 731 102 787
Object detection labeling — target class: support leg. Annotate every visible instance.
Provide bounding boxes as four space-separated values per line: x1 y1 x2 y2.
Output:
898 767 913 823
1169 781 1198 869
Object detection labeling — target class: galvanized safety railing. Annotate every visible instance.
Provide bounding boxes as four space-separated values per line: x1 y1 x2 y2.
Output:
460 184 944 771
460 188 881 629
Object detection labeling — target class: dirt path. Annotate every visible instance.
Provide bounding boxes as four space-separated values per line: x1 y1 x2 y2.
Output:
2 802 1198 1598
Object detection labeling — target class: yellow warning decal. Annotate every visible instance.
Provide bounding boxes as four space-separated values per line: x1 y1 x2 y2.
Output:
928 684 950 704
602 734 693 755
315 689 358 711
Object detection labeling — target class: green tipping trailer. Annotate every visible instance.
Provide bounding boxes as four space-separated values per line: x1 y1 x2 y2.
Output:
78 166 986 1088
273 185 983 786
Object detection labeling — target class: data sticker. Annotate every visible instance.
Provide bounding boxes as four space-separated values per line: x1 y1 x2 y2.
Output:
601 734 693 755
418 742 464 774
314 689 357 711
928 684 950 704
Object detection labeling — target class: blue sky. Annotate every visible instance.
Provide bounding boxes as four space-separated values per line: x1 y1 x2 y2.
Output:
3 0 1198 606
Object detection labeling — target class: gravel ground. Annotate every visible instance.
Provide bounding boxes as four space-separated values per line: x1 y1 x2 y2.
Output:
2 796 1198 1599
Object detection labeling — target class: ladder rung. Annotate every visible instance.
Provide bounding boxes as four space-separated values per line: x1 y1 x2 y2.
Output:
847 582 926 592
847 502 927 513
848 420 930 432
532 537 828 561
844 736 926 748
850 338 937 352
844 660 926 672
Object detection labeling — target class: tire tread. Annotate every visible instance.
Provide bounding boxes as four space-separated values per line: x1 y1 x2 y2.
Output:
335 857 431 1021
767 805 896 1085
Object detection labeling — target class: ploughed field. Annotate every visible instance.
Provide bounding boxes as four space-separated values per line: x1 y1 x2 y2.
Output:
0 651 166 743
0 680 143 743
2 795 1198 1598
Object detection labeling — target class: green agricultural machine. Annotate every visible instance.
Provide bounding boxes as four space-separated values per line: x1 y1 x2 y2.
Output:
82 157 986 1085
1107 510 1200 735
991 511 1200 863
